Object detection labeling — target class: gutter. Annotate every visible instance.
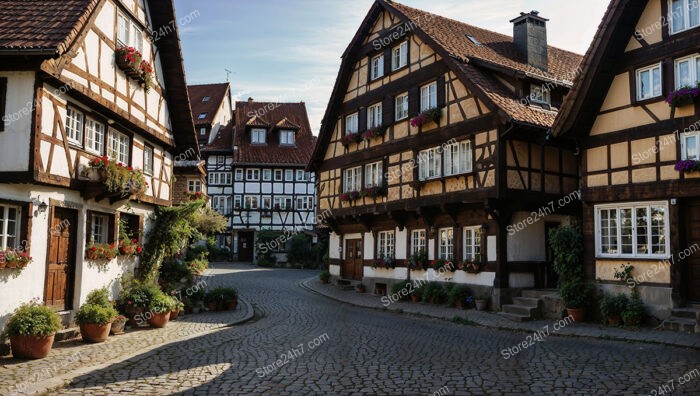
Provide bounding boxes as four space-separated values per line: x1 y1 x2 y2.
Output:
0 48 58 56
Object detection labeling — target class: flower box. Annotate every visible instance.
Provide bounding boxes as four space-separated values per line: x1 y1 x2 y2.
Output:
410 107 443 127
666 85 700 109
362 125 388 141
675 159 700 173
85 242 118 262
342 132 362 146
115 47 154 92
88 156 148 200
0 250 32 270
372 257 396 269
339 190 361 202
360 186 385 198
118 238 143 257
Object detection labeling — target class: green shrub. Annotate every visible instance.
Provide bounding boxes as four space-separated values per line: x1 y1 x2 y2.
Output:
116 277 162 311
85 288 111 308
559 280 594 309
600 293 629 318
622 297 646 325
422 282 446 303
391 282 411 301
257 256 277 268
148 291 175 313
5 302 62 336
447 285 472 307
287 234 311 267
204 287 238 305
319 270 331 281
75 303 118 325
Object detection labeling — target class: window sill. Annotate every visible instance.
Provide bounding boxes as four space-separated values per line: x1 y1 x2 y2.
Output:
633 96 663 106
595 254 671 260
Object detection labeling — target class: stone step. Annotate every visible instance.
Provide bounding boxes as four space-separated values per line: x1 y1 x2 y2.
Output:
671 308 700 320
513 297 541 308
521 289 558 299
498 312 531 322
663 317 697 334
502 304 536 317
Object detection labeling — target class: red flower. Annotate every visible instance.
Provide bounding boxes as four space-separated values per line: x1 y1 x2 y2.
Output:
90 247 97 252
117 163 123 168
136 246 143 253
127 166 133 171
110 243 115 249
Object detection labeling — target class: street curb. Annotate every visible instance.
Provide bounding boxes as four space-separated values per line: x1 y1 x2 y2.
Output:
32 297 256 396
300 277 700 350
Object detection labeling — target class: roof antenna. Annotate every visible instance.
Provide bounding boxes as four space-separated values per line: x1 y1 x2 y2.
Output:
225 68 235 82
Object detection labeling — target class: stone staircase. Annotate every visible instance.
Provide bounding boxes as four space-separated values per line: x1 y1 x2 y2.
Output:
499 289 562 322
663 304 700 334
335 278 357 291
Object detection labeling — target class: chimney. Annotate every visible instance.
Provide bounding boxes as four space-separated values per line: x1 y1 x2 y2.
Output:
248 97 254 103
510 11 549 71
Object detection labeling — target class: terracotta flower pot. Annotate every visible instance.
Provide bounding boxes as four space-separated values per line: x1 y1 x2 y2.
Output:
410 294 421 303
475 300 489 311
227 300 238 311
207 302 219 312
170 309 180 320
110 319 127 335
356 287 366 294
6 260 17 269
0 260 6 269
126 307 144 327
567 308 586 322
10 334 55 359
607 315 621 326
148 312 170 328
321 278 330 284
80 323 112 343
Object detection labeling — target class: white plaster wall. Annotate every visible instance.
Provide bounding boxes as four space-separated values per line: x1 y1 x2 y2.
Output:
395 228 407 260
0 72 34 172
363 232 374 259
329 264 341 276
428 238 435 260
364 267 408 280
507 213 573 261
509 272 535 288
329 233 340 259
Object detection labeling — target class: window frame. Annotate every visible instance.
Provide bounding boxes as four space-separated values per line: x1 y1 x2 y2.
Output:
280 130 295 145
262 169 272 181
370 54 384 80
251 128 267 144
117 13 130 47
65 107 84 146
376 230 395 258
463 226 482 261
345 112 359 135
635 63 663 101
594 202 670 259
274 169 283 181
681 131 700 160
246 168 260 181
90 213 111 244
669 0 700 35
235 169 244 181
296 169 306 181
187 180 202 193
364 161 383 188
420 82 438 112
391 41 408 71
367 102 382 129
285 169 294 181
395 93 409 121
418 147 442 181
344 166 362 192
529 84 551 105
84 117 105 155
674 54 700 89
107 129 130 165
0 204 20 250
244 195 259 209
143 144 154 176
411 229 426 255
444 140 473 177
438 227 454 261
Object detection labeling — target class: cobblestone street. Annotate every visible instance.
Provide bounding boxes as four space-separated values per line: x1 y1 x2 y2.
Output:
9 263 690 395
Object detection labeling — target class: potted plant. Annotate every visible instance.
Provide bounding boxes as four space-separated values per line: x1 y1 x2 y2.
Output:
422 282 446 305
549 225 591 321
170 300 185 320
665 84 700 110
76 303 118 343
675 159 700 174
204 287 238 311
148 292 174 328
6 302 62 359
3 251 32 269
356 283 367 293
407 250 427 271
600 293 628 326
110 315 128 335
448 285 472 309
117 282 157 327
559 280 593 322
622 297 646 327
319 270 331 284
475 293 490 311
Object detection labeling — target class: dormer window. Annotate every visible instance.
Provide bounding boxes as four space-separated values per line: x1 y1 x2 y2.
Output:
280 130 295 145
198 113 207 120
251 128 267 144
529 84 551 105
202 96 210 103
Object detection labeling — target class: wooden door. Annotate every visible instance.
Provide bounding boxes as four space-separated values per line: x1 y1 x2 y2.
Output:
44 207 77 310
343 239 363 280
684 200 700 301
238 231 254 262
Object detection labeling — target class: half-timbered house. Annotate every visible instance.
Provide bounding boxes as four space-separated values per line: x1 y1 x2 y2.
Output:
188 82 232 150
553 0 700 327
0 0 197 330
309 0 583 310
205 99 318 262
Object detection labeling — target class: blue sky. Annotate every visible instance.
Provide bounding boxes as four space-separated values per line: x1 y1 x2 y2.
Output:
173 0 609 134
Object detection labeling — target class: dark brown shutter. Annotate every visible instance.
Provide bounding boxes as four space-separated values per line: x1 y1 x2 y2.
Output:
412 149 420 184
383 96 394 126
366 56 372 84
0 77 7 132
358 107 367 133
662 59 674 96
340 115 346 137
408 86 420 116
437 75 446 108
110 212 118 243
86 211 93 243
384 47 392 76
382 156 389 190
339 168 344 195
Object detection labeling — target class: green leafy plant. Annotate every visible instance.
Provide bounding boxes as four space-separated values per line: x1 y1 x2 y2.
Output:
421 282 446 304
559 280 594 309
613 264 634 283
600 293 629 319
390 282 410 300
204 287 238 305
85 288 112 308
407 250 428 270
116 276 162 310
447 285 472 308
319 270 331 282
75 303 118 325
621 297 646 326
148 291 176 313
89 156 148 199
287 234 312 267
5 302 62 336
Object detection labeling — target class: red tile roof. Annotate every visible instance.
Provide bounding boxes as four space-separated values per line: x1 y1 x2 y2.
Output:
233 101 315 165
187 83 230 126
203 121 233 152
0 0 98 53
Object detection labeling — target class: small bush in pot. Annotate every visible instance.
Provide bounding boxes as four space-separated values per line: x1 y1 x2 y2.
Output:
422 282 446 304
6 302 62 359
204 287 238 311
356 283 367 293
622 297 646 327
559 280 594 322
600 293 628 326
76 303 118 343
447 285 472 309
147 292 175 328
319 270 331 284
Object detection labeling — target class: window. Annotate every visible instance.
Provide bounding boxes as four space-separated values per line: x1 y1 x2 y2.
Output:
595 202 669 258
395 93 409 120
681 132 699 160
65 107 84 145
187 180 202 193
263 169 272 181
438 228 453 260
262 196 272 209
246 169 260 181
367 102 382 129
285 169 294 181
90 214 110 244
370 54 384 80
213 196 232 215
411 229 426 255
296 196 313 210
274 169 283 181
418 147 442 180
377 230 395 258
235 169 244 181
244 196 259 209
217 156 225 165
209 172 232 185
636 64 662 100
296 170 306 181
280 130 295 145
392 41 408 70
463 227 482 261
530 84 551 105
117 14 130 46
234 196 242 209
143 145 153 176
251 128 266 144
200 128 206 136
108 130 130 164
344 166 362 192
345 113 359 134
364 161 383 188
198 113 207 120
674 54 700 89
420 82 437 111
84 118 105 154
273 196 293 210
202 96 211 103
444 140 472 176
670 0 700 34
466 35 482 45
120 212 141 242
0 204 19 249
132 24 143 54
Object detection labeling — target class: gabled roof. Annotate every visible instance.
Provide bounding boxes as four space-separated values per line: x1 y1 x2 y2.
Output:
233 101 315 165
246 115 270 128
275 117 301 129
310 0 583 170
202 121 233 153
187 83 230 126
552 0 647 137
0 0 98 54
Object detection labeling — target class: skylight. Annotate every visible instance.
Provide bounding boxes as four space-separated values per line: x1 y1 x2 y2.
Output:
198 112 208 119
466 35 482 46
202 96 211 103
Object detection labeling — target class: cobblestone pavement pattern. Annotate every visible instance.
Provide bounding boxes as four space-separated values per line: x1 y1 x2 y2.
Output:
7 264 700 395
